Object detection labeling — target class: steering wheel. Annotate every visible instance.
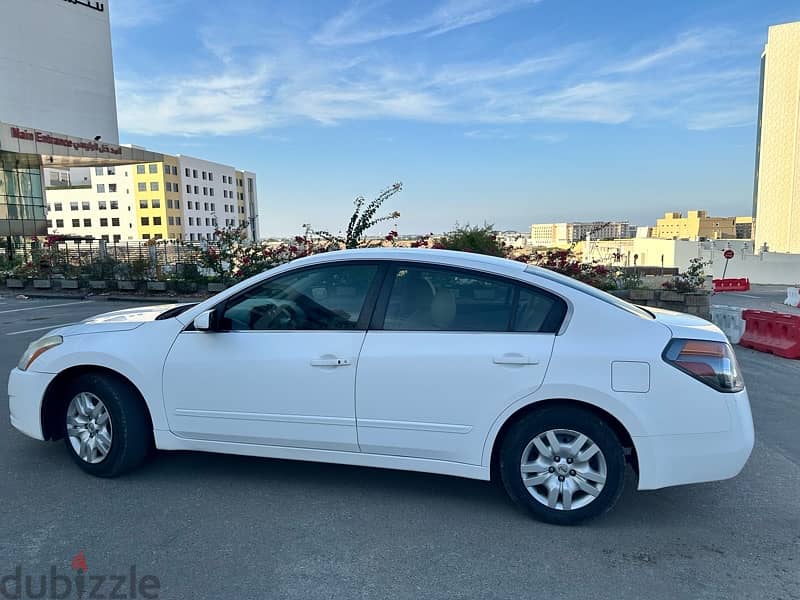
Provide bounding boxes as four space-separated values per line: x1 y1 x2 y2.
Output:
267 303 299 329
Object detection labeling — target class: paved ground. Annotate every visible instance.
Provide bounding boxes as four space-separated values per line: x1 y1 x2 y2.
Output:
711 284 800 314
0 295 798 600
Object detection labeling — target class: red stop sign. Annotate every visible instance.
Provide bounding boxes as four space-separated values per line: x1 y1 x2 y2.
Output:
723 249 735 259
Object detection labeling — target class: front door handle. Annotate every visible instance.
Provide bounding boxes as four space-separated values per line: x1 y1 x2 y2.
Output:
310 357 351 367
493 354 539 365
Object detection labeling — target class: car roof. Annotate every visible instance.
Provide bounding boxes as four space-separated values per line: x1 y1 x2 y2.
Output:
290 247 528 275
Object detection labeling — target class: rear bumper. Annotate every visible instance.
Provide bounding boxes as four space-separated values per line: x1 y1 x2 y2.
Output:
8 368 55 441
634 389 754 490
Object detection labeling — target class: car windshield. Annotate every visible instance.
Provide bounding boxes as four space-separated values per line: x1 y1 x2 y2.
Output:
155 304 198 320
524 265 654 319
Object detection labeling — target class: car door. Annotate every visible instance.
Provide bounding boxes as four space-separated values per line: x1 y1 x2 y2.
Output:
163 261 383 451
355 262 567 465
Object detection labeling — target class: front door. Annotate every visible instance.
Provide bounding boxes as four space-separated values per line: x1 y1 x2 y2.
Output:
356 263 565 464
163 262 382 451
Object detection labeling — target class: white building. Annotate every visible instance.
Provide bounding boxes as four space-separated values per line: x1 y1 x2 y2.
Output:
530 221 632 247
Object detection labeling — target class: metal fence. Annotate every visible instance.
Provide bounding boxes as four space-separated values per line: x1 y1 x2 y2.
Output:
2 237 216 280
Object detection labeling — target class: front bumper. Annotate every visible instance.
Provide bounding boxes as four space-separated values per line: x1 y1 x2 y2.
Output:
634 389 754 490
8 368 56 441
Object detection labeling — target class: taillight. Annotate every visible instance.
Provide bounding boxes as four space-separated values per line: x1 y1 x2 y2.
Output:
663 339 744 393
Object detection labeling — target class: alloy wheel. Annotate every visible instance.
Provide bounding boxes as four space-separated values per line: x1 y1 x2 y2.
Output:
66 392 113 464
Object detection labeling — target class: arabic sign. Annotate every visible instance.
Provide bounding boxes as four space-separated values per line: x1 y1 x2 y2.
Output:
9 126 121 155
63 0 105 12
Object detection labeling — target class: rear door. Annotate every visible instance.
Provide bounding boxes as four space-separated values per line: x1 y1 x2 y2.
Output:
355 263 567 465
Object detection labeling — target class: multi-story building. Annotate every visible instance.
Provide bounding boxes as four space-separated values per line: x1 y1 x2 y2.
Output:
653 210 738 240
753 21 800 253
45 155 259 242
529 221 632 247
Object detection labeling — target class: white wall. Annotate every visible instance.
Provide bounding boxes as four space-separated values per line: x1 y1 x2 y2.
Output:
0 0 118 143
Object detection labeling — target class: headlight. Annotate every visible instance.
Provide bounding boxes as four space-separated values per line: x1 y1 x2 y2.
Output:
17 335 63 371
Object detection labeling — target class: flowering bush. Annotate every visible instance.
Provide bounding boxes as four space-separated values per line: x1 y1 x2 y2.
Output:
662 257 709 293
524 248 616 290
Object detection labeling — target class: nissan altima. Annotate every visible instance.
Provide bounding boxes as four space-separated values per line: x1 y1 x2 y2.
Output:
7 248 754 525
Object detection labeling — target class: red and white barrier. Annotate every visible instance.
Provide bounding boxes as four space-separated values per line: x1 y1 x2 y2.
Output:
713 278 750 293
739 310 800 359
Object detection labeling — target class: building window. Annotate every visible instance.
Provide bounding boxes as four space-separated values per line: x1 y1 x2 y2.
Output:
167 199 173 209
154 233 163 240
208 173 213 181
223 190 227 199
172 166 178 175
112 218 120 226
152 199 161 208
140 199 148 209
150 182 159 191
101 235 109 242
209 188 214 197
83 219 91 227
47 220 53 228
186 184 191 193
153 216 161 226
110 200 119 209
56 219 64 228
168 216 175 226
98 201 107 210
96 184 105 193
107 167 115 175
204 203 209 211
141 217 149 226
206 233 212 240
188 217 194 226
72 219 80 227
113 234 121 242
202 171 207 180
210 203 215 211
222 175 227 184
203 187 208 196
142 234 150 240
54 203 63 211
149 164 158 173
95 167 103 176
165 182 171 192
175 217 181 225
108 183 117 193
138 183 146 191
187 201 192 210
205 218 210 226
189 233 195 241
100 218 108 227
193 169 198 178
137 164 146 174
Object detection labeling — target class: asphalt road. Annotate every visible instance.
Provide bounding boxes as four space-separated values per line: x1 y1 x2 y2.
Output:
711 284 800 315
0 295 798 600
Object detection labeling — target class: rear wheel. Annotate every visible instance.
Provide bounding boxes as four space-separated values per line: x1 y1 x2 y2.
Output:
499 406 625 525
62 373 151 477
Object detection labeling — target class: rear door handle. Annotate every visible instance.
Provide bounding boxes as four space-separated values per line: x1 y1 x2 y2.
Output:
310 357 351 367
493 354 539 365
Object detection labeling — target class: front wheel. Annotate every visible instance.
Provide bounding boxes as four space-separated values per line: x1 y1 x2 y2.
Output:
499 406 626 525
62 373 151 477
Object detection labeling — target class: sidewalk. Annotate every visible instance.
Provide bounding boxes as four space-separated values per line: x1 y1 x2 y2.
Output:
0 289 208 304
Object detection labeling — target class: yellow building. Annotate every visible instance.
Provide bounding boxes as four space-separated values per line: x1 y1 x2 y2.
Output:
753 22 800 253
131 156 184 241
653 210 737 240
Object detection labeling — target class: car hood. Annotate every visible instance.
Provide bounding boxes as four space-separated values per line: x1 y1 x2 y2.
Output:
648 306 726 342
50 304 184 337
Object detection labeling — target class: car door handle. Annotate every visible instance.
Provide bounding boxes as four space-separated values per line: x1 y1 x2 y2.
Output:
310 357 351 367
492 354 539 365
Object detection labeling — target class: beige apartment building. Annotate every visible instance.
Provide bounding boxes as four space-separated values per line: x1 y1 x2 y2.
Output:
753 21 800 253
653 210 739 240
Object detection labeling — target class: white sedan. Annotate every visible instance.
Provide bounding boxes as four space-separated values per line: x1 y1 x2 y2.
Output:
8 248 754 525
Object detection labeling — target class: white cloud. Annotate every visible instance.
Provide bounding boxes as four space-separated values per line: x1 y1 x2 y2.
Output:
313 0 540 45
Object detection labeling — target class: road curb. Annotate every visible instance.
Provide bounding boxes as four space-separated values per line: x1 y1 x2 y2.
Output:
1 291 204 304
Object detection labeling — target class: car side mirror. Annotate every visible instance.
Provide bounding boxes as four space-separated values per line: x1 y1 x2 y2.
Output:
193 309 217 332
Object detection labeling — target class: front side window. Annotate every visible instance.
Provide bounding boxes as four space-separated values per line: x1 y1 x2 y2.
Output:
220 264 379 331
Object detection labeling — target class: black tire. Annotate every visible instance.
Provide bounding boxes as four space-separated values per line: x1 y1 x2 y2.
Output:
61 372 152 477
499 406 625 525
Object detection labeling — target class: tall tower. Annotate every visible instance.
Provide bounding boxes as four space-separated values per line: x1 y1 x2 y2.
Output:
753 22 800 253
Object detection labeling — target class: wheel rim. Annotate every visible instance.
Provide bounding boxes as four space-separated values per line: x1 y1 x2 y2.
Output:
66 392 113 464
520 428 607 511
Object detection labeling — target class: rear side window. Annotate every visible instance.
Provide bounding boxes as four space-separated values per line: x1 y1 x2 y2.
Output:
380 265 566 333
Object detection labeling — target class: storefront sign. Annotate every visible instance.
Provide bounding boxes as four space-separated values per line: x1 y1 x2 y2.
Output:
63 0 105 12
10 126 121 155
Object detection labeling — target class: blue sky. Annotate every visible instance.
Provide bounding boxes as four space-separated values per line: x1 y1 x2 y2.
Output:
110 0 800 237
